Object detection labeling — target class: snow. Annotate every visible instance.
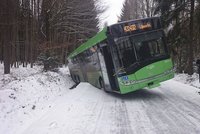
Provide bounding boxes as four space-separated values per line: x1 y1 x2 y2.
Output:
174 73 200 89
1 63 200 134
20 81 200 134
0 64 73 134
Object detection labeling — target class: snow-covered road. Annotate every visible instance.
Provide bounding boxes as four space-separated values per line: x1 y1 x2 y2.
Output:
20 80 200 134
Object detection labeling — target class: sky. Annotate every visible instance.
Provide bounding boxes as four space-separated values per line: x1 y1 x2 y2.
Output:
98 0 125 29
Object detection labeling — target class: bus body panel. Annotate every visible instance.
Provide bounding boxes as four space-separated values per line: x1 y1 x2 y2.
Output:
134 59 173 80
68 47 104 89
118 59 174 94
68 60 84 82
85 55 102 89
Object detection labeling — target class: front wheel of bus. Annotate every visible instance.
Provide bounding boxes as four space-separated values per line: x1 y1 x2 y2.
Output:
76 75 80 83
99 78 104 89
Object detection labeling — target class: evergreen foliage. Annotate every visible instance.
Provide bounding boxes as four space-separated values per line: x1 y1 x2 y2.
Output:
121 0 200 75
38 51 61 72
0 0 102 73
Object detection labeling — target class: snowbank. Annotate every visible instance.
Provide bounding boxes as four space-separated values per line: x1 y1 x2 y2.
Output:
0 64 73 134
1 62 200 134
174 73 200 89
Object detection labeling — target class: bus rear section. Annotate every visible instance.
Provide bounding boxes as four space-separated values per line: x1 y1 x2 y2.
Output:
107 17 174 94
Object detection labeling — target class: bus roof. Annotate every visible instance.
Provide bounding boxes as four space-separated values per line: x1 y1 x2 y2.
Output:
68 17 162 59
68 28 107 59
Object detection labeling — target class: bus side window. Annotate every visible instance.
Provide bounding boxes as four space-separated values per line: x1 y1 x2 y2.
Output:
72 58 76 64
90 46 97 54
85 50 88 57
86 51 90 57
81 51 88 62
89 46 98 64
99 47 104 55
86 49 92 57
74 57 77 63
77 54 82 62
87 47 95 58
74 56 80 64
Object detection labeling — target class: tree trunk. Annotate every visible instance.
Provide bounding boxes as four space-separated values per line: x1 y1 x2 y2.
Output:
188 0 195 75
3 27 11 74
3 0 12 74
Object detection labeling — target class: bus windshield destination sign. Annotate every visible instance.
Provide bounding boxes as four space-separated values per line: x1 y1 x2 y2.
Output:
124 23 152 32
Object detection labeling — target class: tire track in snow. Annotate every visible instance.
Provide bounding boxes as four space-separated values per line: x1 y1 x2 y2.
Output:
19 80 200 134
112 99 133 134
139 85 200 134
157 86 200 133
121 89 166 134
93 94 134 134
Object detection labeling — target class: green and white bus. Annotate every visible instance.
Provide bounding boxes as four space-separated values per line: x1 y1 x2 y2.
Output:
67 17 174 94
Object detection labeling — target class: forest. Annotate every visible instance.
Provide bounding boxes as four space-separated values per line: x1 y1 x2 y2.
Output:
0 0 101 74
0 0 200 75
121 0 200 75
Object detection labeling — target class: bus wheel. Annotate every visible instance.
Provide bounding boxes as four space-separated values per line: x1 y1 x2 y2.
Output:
73 75 77 83
71 75 75 81
77 76 80 83
99 78 105 89
74 75 80 83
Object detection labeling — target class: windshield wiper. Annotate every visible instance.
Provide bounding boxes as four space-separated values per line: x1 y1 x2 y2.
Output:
125 62 140 72
113 67 126 76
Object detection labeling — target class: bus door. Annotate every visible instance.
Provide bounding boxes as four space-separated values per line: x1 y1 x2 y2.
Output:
99 44 118 91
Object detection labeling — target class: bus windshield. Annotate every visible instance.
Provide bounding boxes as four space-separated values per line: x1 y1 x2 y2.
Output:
114 31 167 71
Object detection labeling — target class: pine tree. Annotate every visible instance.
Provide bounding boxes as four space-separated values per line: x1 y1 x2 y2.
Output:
0 0 101 72
38 0 100 71
154 0 198 74
121 0 156 21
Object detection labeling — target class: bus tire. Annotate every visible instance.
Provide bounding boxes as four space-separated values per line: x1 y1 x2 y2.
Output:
99 78 103 88
73 75 77 83
74 75 80 84
77 76 80 83
71 74 75 81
